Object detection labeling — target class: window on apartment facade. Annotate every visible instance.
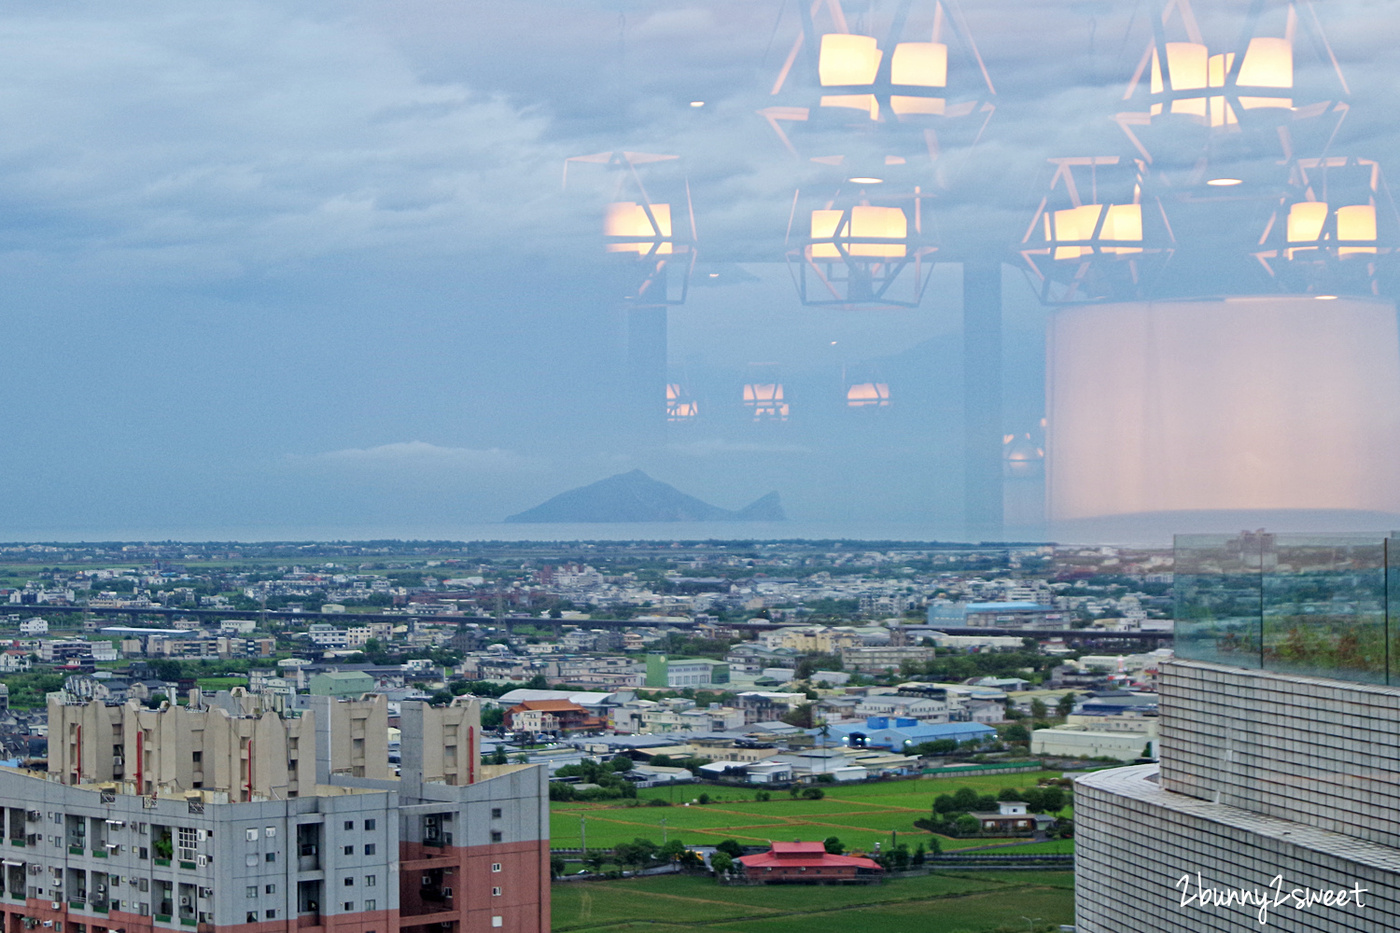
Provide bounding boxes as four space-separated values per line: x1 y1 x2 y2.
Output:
343 845 353 856
492 887 502 897
364 844 376 855
365 900 375 912
344 822 353 831
491 809 502 819
343 902 353 912
364 820 375 831
343 878 353 887
491 864 501 873
177 827 198 861
365 876 376 887
490 831 502 843
245 887 256 899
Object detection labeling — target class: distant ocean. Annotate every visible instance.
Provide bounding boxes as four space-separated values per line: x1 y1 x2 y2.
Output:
8 510 1394 547
0 521 1017 546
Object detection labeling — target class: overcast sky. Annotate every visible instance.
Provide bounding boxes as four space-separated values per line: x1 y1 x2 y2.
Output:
0 1 1397 541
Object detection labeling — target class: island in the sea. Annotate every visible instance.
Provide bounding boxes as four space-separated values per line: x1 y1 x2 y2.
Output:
505 469 785 523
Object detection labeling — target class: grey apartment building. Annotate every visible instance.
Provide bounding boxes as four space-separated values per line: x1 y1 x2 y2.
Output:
0 691 549 933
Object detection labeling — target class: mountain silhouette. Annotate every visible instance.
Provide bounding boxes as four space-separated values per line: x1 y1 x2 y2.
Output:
505 470 786 523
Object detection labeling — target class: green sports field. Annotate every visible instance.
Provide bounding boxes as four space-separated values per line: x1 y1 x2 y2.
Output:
552 870 1074 933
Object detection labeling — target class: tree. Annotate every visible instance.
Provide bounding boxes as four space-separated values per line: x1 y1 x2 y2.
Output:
997 787 1023 802
649 754 675 768
933 793 958 815
610 754 634 772
780 702 816 729
716 839 745 859
822 836 844 855
1003 724 1030 745
801 787 825 800
1057 692 1077 718
710 852 733 874
490 746 509 765
1022 787 1047 813
550 855 566 878
1030 698 1048 720
976 795 997 812
952 786 979 811
954 814 981 837
1041 786 1066 812
911 843 926 867
697 793 711 805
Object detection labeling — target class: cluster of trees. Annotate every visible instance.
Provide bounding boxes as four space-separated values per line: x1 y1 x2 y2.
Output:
548 756 638 801
914 784 1070 837
871 842 931 871
909 735 1000 757
552 837 705 877
646 753 715 773
901 649 1062 684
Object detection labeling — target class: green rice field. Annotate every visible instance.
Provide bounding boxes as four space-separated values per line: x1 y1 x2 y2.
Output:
552 771 1077 854
552 870 1074 933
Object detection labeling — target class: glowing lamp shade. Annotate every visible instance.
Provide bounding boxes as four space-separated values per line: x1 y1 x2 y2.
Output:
809 206 907 259
1101 204 1142 254
1337 205 1379 256
819 34 882 86
1236 36 1292 109
743 383 790 421
1147 37 1291 125
847 382 891 408
1285 201 1377 258
605 201 672 255
1051 205 1101 260
1287 201 1328 243
891 42 947 87
1046 297 1400 521
1048 204 1139 260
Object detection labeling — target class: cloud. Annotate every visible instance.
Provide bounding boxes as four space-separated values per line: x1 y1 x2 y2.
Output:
302 441 541 472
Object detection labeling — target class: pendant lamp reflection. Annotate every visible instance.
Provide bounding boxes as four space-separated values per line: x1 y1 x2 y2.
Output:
1116 0 1349 166
1020 157 1172 303
665 383 699 422
564 151 697 306
761 0 994 170
742 371 790 422
789 185 937 308
846 382 892 408
1254 156 1397 295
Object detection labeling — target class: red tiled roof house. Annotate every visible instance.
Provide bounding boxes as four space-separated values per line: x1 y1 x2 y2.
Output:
736 841 883 884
